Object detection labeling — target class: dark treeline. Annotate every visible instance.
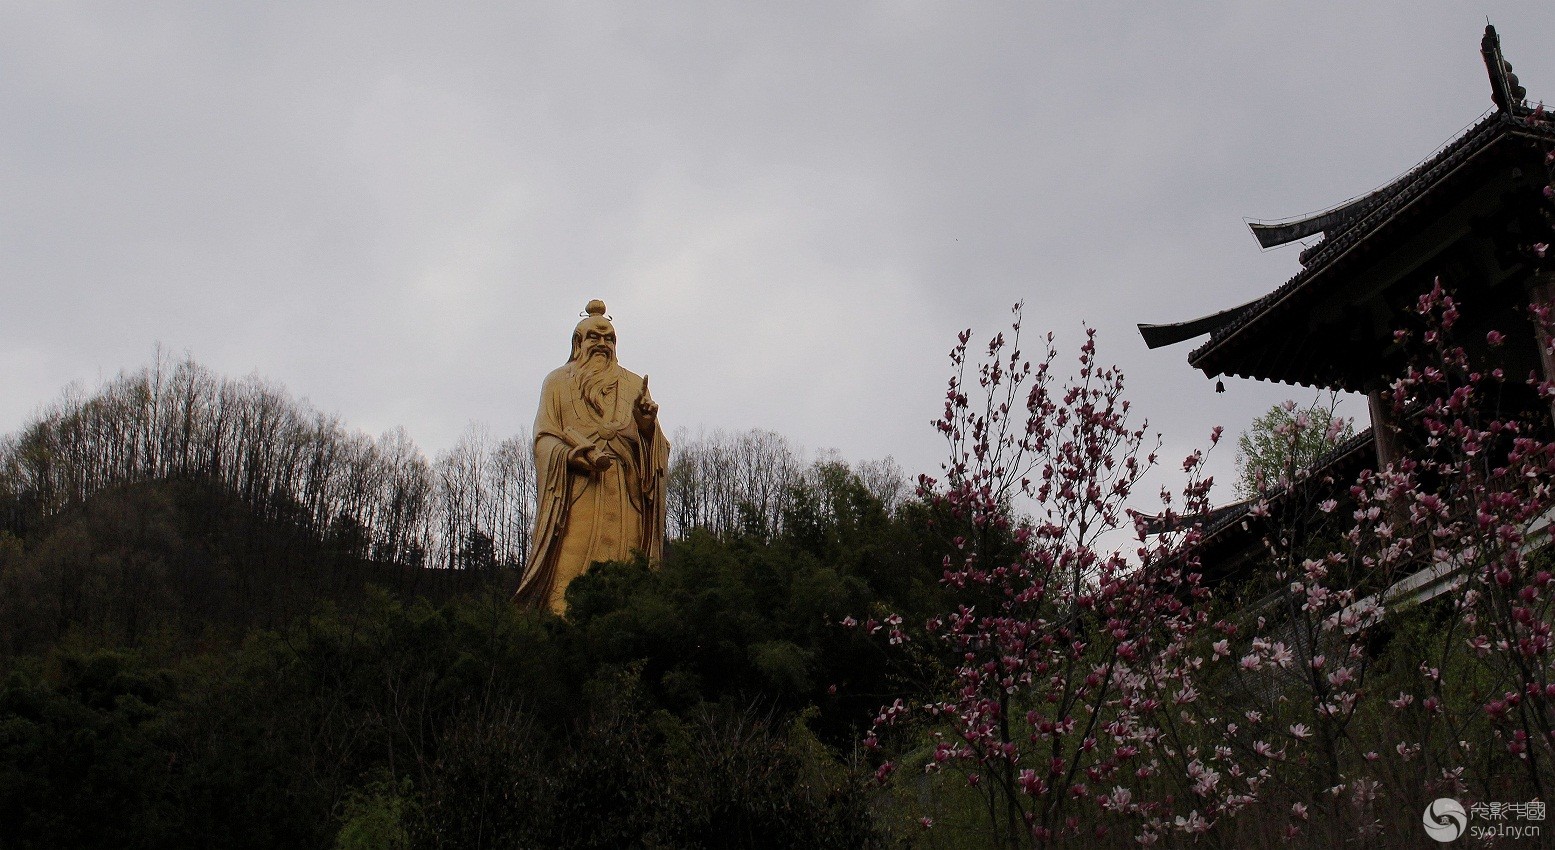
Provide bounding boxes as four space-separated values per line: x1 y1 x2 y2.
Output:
0 354 906 572
667 427 906 540
0 353 524 574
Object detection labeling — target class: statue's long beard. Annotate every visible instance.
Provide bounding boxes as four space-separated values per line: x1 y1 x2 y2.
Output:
576 350 617 416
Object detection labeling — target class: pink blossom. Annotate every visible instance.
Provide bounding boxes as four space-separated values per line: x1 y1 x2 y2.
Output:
1187 760 1219 795
1174 811 1211 834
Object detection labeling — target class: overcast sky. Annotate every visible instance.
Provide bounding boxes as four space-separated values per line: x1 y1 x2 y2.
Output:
3 2 1552 500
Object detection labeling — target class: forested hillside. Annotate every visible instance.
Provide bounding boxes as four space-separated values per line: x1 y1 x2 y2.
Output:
0 356 935 848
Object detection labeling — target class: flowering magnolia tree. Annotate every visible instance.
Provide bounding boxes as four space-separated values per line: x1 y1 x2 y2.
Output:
1358 280 1555 799
1200 123 1555 840
1194 391 1394 839
1194 278 1555 845
862 305 1263 846
1185 121 1555 847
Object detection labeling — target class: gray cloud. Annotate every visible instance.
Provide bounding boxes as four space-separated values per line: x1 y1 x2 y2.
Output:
2 2 1550 500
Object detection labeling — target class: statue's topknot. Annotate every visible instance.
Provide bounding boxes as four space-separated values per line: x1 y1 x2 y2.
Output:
568 299 614 362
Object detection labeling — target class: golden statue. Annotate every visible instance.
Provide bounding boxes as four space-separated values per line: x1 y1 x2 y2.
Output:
514 300 670 614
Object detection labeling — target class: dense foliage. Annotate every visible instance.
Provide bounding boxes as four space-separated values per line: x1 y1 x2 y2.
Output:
0 400 937 847
1233 396 1355 498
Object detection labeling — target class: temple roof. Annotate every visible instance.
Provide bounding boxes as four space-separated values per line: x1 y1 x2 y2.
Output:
1140 26 1555 389
1142 427 1377 585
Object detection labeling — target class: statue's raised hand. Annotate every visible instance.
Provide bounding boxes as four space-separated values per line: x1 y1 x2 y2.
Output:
634 374 658 431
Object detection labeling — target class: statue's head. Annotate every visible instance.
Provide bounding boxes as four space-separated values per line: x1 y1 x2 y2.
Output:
569 299 617 366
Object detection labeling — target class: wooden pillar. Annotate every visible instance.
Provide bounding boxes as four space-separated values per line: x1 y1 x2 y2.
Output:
1367 388 1400 471
1528 271 1555 422
1530 272 1555 379
1369 385 1412 531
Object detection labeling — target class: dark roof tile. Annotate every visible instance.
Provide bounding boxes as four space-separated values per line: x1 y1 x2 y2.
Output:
1189 108 1555 373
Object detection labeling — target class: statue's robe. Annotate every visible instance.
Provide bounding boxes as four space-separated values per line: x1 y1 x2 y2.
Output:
514 362 669 613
